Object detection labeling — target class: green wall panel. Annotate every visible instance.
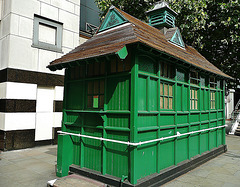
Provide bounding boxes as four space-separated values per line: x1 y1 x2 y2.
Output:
138 114 158 128
159 128 175 170
66 81 84 110
182 86 188 111
106 131 129 178
138 77 147 111
149 78 158 111
136 144 157 179
107 114 130 128
159 141 174 170
200 132 208 153
83 128 102 172
209 130 217 150
189 135 199 158
66 112 81 126
159 114 175 126
210 112 217 120
190 113 199 123
176 85 182 111
201 113 208 122
177 114 188 124
107 76 130 110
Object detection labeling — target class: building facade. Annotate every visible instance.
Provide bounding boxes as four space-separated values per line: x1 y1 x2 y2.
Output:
0 0 82 150
48 3 230 186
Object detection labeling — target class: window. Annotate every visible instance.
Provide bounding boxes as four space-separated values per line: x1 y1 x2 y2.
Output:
190 71 199 85
80 0 100 37
210 91 216 109
160 62 174 79
110 58 131 74
160 83 173 109
190 88 198 110
210 77 217 89
87 61 105 77
87 80 104 109
32 15 63 52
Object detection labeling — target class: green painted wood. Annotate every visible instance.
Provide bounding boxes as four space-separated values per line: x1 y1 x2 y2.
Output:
57 47 226 185
99 8 128 32
170 28 185 48
116 46 128 60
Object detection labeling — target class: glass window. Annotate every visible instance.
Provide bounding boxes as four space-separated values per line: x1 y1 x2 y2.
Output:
32 15 63 52
190 71 199 85
210 76 217 89
160 82 173 109
210 91 216 109
160 62 174 79
87 62 105 77
87 79 104 109
190 88 198 110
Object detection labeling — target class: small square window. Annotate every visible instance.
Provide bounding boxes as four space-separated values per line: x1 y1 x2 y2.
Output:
32 15 63 53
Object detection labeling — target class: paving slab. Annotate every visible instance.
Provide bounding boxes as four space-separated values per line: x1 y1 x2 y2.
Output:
0 135 239 187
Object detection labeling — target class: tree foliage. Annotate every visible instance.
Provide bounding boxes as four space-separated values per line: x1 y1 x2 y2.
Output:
95 0 240 88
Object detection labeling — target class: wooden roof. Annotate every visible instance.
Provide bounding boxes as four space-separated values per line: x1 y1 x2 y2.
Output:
48 7 231 79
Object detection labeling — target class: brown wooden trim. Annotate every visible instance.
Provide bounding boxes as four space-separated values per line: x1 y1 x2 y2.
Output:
0 99 36 112
0 68 64 86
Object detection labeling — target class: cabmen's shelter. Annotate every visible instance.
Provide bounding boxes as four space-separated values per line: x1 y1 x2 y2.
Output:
48 2 231 186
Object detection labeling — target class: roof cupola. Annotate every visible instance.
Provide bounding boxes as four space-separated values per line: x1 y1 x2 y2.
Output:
146 1 177 29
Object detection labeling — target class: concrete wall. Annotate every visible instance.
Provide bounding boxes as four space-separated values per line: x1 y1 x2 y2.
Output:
0 0 81 146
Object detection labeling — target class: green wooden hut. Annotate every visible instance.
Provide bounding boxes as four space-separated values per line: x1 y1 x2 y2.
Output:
48 2 231 186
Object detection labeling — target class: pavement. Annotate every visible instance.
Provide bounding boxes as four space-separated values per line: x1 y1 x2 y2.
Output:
0 135 239 187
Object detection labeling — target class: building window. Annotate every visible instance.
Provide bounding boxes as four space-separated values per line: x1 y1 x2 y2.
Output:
80 0 100 37
160 83 173 109
210 77 217 89
210 91 216 109
190 71 200 85
87 62 105 77
160 62 175 79
190 88 198 110
32 15 63 52
87 80 104 109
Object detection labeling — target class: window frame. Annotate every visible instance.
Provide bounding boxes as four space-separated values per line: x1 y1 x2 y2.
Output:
210 91 216 109
190 88 198 110
32 15 63 53
160 82 174 110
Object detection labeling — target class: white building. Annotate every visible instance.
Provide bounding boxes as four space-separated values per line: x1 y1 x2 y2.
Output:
0 0 95 150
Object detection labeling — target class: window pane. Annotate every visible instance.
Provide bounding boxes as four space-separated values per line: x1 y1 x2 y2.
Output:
118 61 124 72
164 63 168 77
94 80 99 94
88 63 94 77
164 97 168 109
169 98 173 109
169 85 173 96
160 62 164 77
191 89 194 99
94 62 99 76
192 100 194 109
39 24 56 45
160 96 163 109
88 81 93 94
164 84 168 96
99 95 104 108
88 96 93 108
195 90 197 99
111 60 116 73
100 80 105 94
160 83 163 95
195 100 198 109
